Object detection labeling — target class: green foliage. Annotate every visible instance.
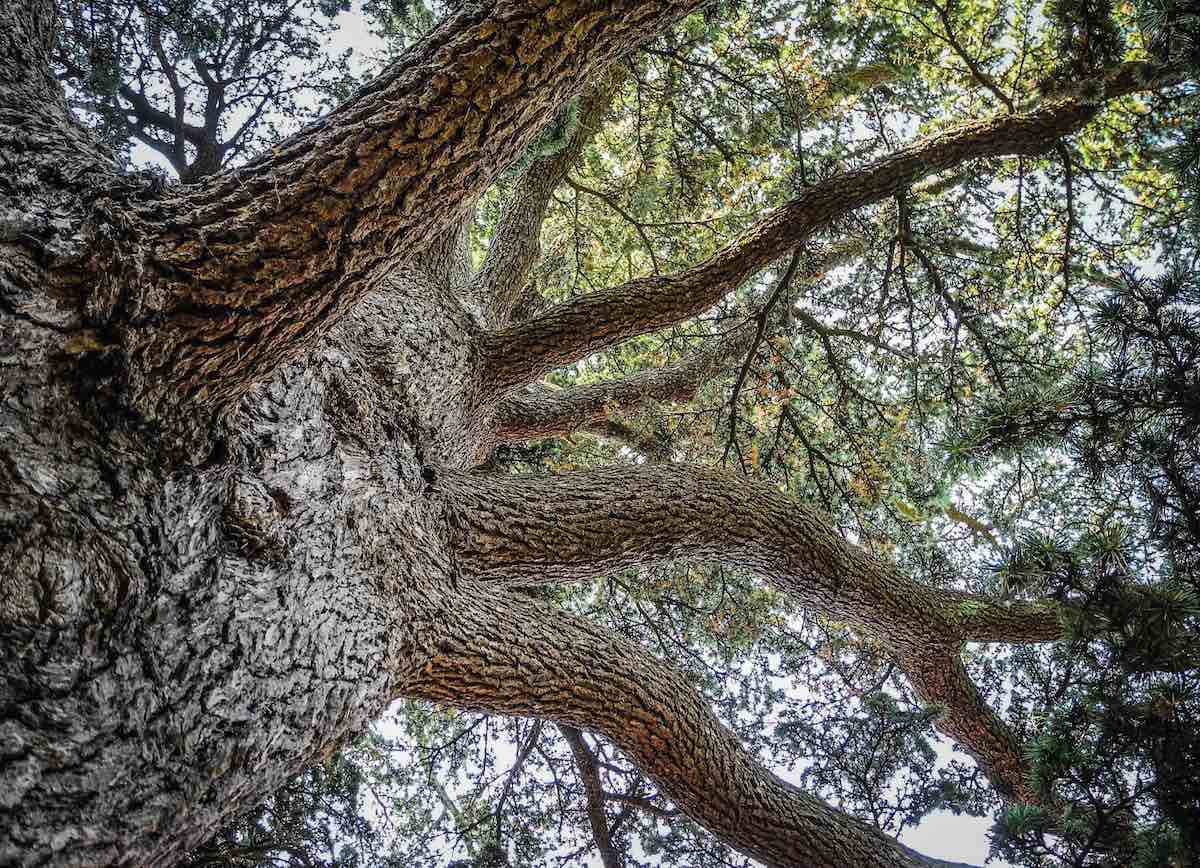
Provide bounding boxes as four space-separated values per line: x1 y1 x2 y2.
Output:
499 98 582 180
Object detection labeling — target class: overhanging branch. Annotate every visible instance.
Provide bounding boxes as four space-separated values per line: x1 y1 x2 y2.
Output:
404 588 964 868
490 324 753 446
476 62 1181 394
440 464 1067 803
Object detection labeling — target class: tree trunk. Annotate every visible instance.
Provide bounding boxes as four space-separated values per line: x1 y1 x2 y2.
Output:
3 0 1178 863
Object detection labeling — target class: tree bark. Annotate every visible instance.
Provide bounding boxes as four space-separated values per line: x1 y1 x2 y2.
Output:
402 588 955 868
490 324 752 445
16 0 708 424
473 70 625 325
2 0 1181 863
441 464 1062 801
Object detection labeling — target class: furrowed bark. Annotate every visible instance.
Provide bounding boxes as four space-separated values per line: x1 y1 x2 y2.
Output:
477 61 1179 393
903 648 1037 803
30 0 708 422
490 325 752 445
403 589 961 868
439 464 1060 803
474 70 625 325
442 465 1053 647
952 597 1064 643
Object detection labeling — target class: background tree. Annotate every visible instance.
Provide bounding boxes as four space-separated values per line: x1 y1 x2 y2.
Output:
2 0 1197 866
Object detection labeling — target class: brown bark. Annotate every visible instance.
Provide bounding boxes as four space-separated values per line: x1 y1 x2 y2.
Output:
403 589 953 868
2 0 1180 863
441 464 1063 803
903 648 1038 803
51 0 707 423
477 61 1178 393
490 325 753 445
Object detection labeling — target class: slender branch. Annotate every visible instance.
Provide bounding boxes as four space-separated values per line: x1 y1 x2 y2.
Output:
724 249 803 469
559 725 623 868
565 175 662 275
582 418 671 460
490 325 753 446
473 71 625 325
476 61 1181 394
600 790 680 818
923 0 1014 110
494 720 543 848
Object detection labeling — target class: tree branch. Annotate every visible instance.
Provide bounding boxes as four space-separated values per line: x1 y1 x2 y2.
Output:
473 71 624 325
440 464 1067 803
88 0 709 421
404 588 968 868
490 325 753 446
901 647 1036 803
559 725 623 868
475 61 1181 394
443 465 1064 649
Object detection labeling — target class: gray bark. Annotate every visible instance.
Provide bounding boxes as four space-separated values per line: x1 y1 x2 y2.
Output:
2 0 1174 864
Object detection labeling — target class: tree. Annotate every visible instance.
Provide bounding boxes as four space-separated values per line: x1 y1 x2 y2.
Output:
1 0 1196 865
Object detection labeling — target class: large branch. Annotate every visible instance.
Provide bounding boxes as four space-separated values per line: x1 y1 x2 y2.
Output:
442 465 1062 647
82 0 706 420
476 61 1180 393
439 465 1065 801
490 325 752 445
473 70 625 325
403 588 969 868
902 647 1037 803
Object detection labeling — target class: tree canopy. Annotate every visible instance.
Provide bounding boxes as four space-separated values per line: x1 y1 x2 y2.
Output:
4 0 1198 865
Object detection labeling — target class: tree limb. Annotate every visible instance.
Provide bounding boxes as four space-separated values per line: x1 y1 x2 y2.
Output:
490 324 753 446
404 588 968 868
476 61 1182 393
443 465 1064 648
70 0 709 420
440 464 1066 802
473 71 625 325
559 725 623 868
901 646 1037 803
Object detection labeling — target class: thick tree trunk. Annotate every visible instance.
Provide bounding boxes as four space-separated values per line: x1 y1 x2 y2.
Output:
4 0 1177 862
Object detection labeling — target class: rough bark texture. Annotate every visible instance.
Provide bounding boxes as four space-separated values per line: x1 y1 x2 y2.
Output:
65 0 707 423
403 590 944 868
473 70 625 326
440 464 1059 803
2 0 1175 863
490 325 752 445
